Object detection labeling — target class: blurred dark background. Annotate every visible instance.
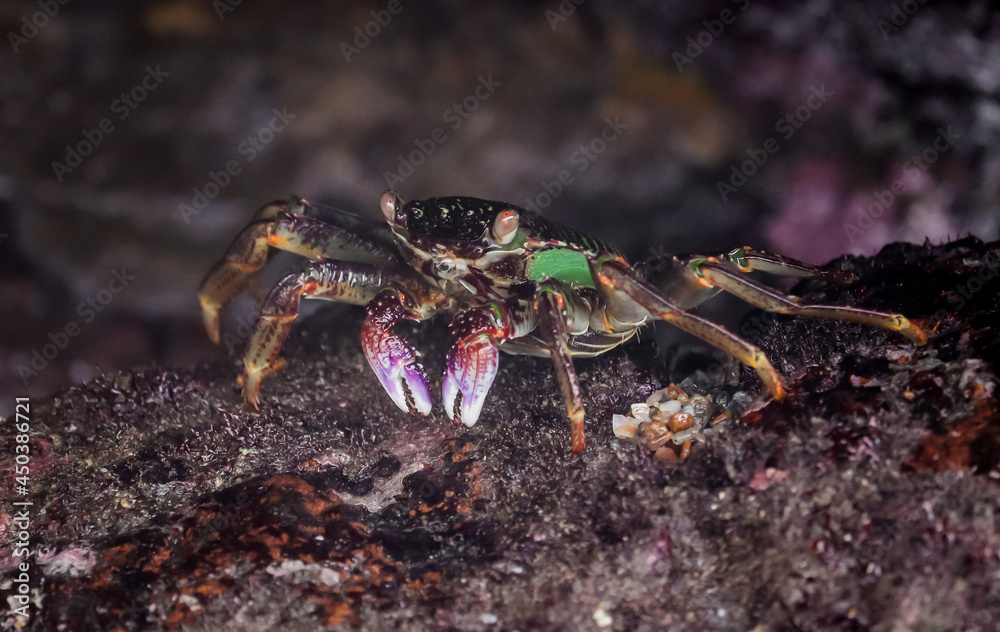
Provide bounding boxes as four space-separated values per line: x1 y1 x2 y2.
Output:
1 0 997 416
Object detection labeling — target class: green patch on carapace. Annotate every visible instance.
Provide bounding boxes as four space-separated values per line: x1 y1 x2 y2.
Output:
526 248 595 287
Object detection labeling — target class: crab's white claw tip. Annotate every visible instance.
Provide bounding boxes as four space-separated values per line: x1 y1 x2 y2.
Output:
442 333 498 427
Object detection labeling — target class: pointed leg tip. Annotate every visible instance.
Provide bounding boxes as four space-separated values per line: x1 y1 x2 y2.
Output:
205 317 221 345
200 300 221 344
756 374 786 402
568 409 586 454
241 357 284 410
903 320 928 345
767 376 787 401
242 380 261 410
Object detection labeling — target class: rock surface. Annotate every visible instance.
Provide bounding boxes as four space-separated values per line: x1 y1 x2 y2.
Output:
4 0 999 413
1 237 998 631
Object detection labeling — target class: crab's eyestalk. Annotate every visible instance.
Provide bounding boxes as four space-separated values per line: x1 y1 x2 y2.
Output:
380 190 404 225
492 209 519 245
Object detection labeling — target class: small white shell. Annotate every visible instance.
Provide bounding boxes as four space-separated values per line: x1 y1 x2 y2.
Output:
612 414 639 439
671 427 699 445
657 400 682 415
630 403 651 423
645 389 671 406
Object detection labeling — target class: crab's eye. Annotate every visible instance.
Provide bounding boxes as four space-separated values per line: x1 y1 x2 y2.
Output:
492 209 519 245
380 190 401 223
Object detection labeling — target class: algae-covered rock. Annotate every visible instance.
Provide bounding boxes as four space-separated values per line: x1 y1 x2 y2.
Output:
2 238 998 631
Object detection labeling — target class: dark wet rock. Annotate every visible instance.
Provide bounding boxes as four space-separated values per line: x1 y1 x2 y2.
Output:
1 237 998 630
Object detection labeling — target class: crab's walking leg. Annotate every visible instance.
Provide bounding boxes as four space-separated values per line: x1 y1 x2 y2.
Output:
535 282 592 454
242 261 394 407
724 246 855 283
593 256 787 400
696 257 927 344
361 288 435 416
443 302 536 428
198 198 397 344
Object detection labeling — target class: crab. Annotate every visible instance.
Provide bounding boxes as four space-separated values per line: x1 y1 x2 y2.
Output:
198 191 927 453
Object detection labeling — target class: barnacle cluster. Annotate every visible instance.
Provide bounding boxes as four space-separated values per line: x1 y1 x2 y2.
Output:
612 384 729 465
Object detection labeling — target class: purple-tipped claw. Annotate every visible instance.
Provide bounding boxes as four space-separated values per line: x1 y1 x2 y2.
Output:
362 322 432 415
443 333 499 427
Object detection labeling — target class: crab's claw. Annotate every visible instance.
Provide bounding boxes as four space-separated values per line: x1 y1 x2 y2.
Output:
361 290 433 416
362 330 433 416
442 332 499 427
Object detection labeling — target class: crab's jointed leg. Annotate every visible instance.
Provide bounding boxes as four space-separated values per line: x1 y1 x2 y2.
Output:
593 256 788 400
242 260 397 408
361 288 435 416
598 245 928 401
723 246 855 283
534 281 593 454
198 197 398 344
696 253 927 344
